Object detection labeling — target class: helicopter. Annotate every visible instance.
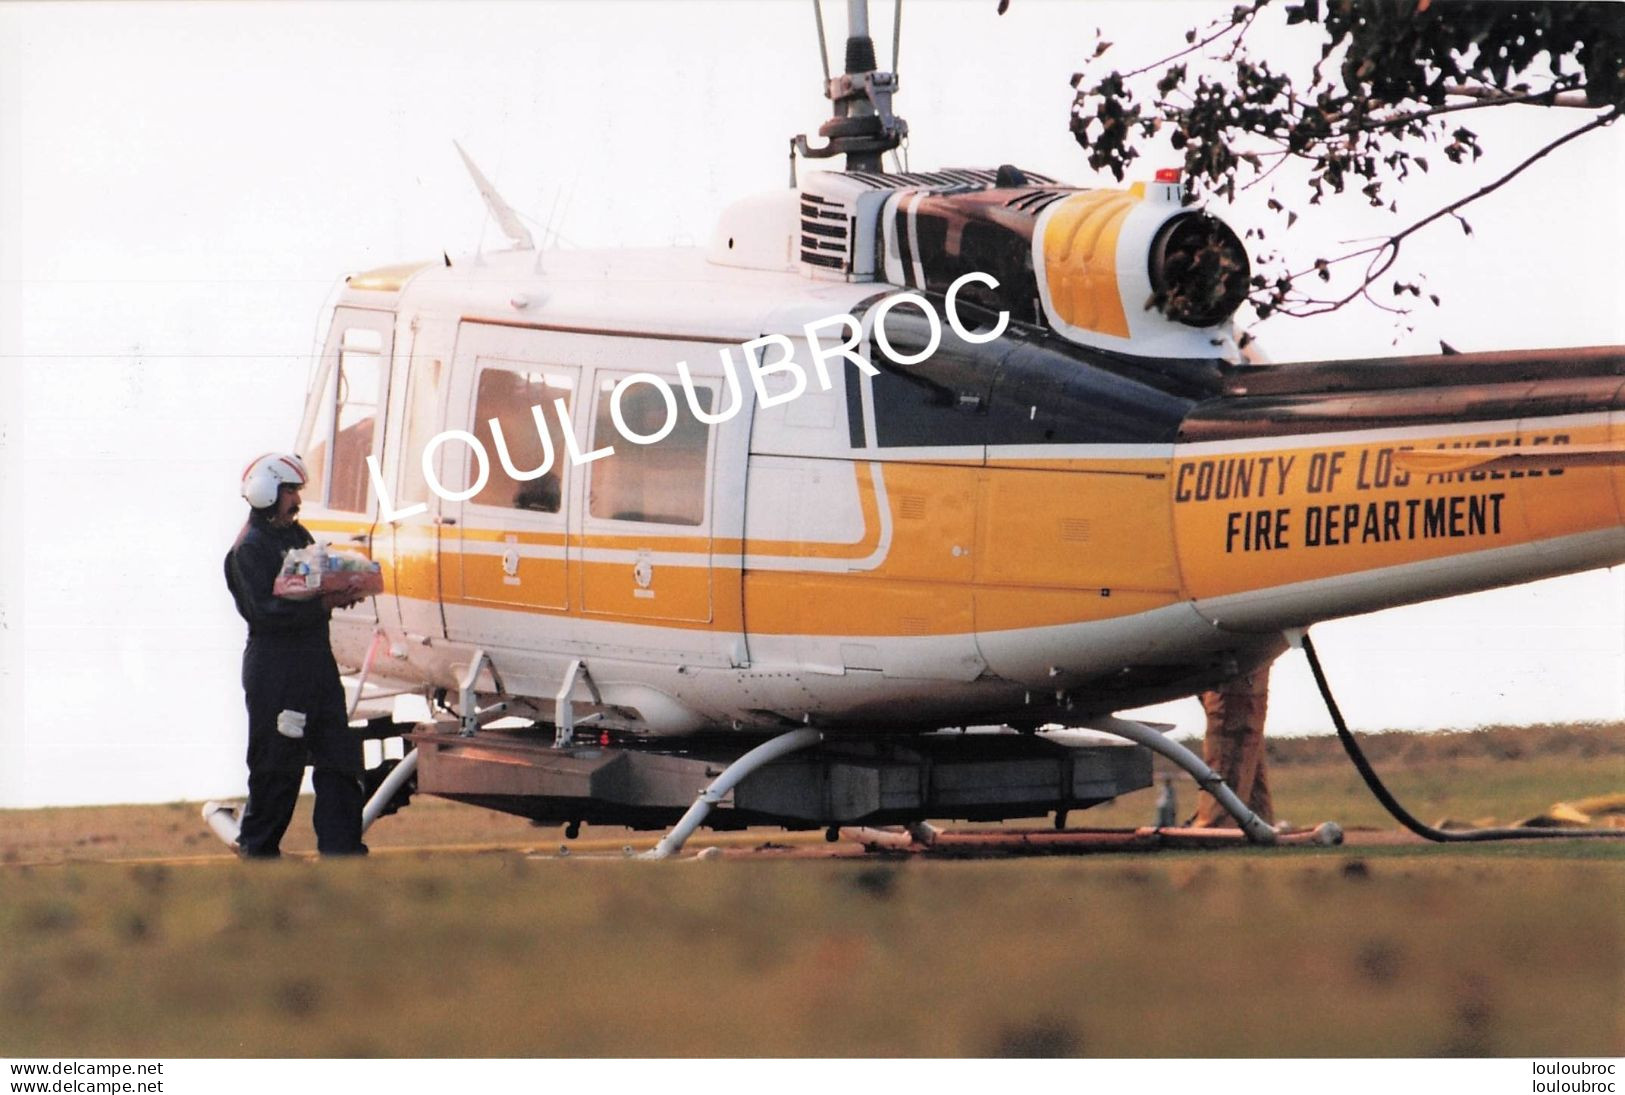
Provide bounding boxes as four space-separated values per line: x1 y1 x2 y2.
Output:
207 0 1624 856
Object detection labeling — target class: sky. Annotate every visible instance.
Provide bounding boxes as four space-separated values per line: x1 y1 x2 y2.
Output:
1 0 1621 809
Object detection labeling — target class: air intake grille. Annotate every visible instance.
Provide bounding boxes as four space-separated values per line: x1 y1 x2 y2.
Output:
800 195 852 271
1003 189 1071 215
841 168 1059 190
796 167 1065 279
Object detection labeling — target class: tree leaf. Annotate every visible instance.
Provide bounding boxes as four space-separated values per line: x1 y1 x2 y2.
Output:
1063 3 1610 324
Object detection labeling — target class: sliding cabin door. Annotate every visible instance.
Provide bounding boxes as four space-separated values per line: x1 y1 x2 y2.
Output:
375 322 448 642
437 323 748 675
440 323 576 652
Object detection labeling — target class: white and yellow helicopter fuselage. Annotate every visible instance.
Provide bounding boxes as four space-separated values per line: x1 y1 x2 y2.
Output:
260 147 1618 844
283 162 1623 836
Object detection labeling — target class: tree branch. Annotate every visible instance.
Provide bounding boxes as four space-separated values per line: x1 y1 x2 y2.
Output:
1359 83 1594 132
1268 107 1619 317
1444 83 1596 109
1239 148 1295 190
1115 2 1269 81
1390 107 1614 246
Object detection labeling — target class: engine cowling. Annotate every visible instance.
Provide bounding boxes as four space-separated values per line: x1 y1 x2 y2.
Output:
709 167 1250 360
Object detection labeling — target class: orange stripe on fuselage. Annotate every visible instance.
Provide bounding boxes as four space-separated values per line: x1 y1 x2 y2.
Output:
303 420 1625 639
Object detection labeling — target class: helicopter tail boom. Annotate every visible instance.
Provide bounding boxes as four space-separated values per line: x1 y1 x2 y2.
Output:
1171 345 1625 632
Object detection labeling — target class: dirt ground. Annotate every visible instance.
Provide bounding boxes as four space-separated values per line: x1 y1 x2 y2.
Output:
3 721 1620 864
1 722 1620 1058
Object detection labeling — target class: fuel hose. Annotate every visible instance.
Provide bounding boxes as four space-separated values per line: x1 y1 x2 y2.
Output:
1296 630 1624 842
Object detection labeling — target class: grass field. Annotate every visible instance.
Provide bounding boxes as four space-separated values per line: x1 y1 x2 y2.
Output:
6 722 1620 863
1 723 1621 1058
1088 720 1625 832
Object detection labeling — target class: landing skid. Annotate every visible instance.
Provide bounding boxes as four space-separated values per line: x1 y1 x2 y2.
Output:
524 821 1344 860
839 822 1343 857
405 720 1156 836
199 713 1289 858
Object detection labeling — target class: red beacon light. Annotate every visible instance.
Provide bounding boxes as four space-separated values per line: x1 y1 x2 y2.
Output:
1153 167 1182 183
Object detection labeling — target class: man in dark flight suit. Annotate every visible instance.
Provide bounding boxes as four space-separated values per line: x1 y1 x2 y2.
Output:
225 453 368 858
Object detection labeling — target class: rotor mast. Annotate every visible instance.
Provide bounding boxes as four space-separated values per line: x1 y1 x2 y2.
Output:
795 0 907 174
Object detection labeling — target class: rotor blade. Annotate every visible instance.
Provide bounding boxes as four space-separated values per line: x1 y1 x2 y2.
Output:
1393 443 1625 476
453 140 535 251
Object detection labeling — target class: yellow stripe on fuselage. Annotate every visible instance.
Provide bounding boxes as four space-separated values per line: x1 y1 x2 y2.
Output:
303 415 1623 639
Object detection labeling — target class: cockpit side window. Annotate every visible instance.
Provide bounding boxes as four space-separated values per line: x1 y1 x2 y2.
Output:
323 327 384 513
302 365 336 507
588 376 714 526
303 324 385 513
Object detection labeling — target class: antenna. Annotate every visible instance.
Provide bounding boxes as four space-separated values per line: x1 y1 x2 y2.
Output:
891 0 901 75
813 0 831 85
453 140 536 252
793 0 908 174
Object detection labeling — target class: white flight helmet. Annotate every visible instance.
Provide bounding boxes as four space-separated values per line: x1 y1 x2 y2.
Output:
241 452 310 510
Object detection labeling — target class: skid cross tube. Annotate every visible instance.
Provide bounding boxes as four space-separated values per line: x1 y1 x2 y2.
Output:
346 627 385 718
1079 717 1278 844
200 747 422 849
361 748 419 833
640 727 824 859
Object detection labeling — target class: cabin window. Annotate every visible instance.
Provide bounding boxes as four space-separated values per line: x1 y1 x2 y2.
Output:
588 376 713 526
320 327 384 513
469 364 574 514
395 357 444 508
